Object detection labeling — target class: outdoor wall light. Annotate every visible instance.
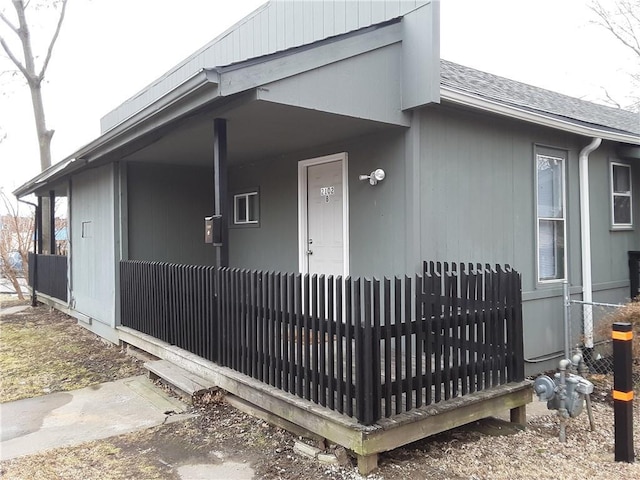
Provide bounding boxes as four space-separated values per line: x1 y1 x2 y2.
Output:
359 168 386 186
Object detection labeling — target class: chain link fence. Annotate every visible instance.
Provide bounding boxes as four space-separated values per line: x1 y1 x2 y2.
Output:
564 283 623 375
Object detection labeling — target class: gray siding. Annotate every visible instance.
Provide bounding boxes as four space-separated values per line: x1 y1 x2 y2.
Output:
70 164 116 326
418 106 583 292
100 0 430 132
115 102 635 376
588 143 639 291
259 42 407 125
127 162 216 266
228 158 299 272
228 128 407 276
416 105 638 373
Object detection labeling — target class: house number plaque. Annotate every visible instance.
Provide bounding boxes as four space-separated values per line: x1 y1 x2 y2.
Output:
320 186 335 203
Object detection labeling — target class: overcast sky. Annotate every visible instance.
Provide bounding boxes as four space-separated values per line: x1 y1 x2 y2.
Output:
0 0 636 199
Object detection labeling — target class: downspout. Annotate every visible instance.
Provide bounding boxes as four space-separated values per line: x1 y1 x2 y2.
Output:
579 137 602 349
18 198 39 307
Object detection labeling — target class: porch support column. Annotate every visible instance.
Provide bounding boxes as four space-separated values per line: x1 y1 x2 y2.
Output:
49 190 56 255
36 196 43 254
213 118 229 267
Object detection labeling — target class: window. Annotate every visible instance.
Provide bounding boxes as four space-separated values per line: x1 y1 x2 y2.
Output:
233 191 259 225
536 154 566 282
611 162 632 228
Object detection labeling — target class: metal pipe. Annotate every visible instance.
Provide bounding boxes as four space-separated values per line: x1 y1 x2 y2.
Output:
576 349 596 432
579 137 602 349
49 190 56 255
558 358 571 442
17 198 38 306
563 281 571 359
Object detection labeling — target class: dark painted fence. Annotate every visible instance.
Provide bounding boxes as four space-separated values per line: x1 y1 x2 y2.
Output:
120 261 217 362
120 260 523 425
28 252 68 302
628 251 640 300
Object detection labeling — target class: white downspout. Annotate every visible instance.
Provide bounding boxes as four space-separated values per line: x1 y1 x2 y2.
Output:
579 137 602 349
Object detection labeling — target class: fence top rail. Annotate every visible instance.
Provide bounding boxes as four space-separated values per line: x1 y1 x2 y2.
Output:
120 260 522 285
423 261 517 275
570 300 623 308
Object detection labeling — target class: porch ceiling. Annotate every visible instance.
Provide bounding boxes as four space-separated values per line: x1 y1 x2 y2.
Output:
122 99 402 166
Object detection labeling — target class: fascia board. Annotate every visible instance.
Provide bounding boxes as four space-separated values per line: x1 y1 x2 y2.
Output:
101 70 218 136
441 86 640 145
216 22 402 97
13 157 84 197
14 70 219 197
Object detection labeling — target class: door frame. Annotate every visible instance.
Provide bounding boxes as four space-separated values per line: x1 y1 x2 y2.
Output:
297 152 350 276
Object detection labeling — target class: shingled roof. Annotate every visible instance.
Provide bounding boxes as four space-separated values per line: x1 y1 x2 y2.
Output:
440 59 640 138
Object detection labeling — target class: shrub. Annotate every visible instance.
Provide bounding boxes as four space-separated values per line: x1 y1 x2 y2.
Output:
599 301 640 361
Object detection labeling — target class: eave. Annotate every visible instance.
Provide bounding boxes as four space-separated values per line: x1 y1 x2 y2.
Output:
14 70 220 198
440 86 640 145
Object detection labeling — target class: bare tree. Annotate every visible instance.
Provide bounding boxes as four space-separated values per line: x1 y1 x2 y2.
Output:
0 0 68 170
590 0 640 110
0 189 33 300
0 0 68 254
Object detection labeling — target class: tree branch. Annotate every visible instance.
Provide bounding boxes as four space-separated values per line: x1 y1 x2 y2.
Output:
590 0 640 58
0 34 29 79
0 9 19 34
601 87 623 108
38 0 67 80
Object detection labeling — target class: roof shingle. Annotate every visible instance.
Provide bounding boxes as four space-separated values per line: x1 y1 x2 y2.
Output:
440 59 640 137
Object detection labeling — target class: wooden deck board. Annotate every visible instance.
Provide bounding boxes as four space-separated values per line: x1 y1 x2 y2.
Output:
120 325 532 470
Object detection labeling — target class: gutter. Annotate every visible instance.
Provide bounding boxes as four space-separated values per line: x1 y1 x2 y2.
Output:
579 137 602 349
17 198 38 306
440 86 639 144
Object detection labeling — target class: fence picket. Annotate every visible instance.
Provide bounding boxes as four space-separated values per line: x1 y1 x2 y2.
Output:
118 260 523 426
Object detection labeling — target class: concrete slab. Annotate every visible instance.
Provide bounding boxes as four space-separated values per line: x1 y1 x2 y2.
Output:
0 376 193 461
177 462 255 480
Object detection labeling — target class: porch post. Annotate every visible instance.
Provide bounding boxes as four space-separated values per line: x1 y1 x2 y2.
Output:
31 202 40 306
49 190 56 254
36 196 43 254
213 118 229 267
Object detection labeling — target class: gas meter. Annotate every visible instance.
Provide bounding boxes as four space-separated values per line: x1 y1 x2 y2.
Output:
533 354 596 443
534 370 594 418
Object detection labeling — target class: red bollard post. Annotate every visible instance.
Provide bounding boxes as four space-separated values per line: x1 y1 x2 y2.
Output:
612 322 634 463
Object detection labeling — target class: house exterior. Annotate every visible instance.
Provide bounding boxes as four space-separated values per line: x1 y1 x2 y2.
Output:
13 0 640 471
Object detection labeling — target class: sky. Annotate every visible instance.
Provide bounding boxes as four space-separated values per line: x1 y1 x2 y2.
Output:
0 0 636 205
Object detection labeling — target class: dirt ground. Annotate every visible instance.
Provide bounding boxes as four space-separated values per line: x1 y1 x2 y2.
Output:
0 301 145 403
1 302 639 479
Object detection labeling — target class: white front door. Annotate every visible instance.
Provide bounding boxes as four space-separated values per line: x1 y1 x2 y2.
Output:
298 153 349 277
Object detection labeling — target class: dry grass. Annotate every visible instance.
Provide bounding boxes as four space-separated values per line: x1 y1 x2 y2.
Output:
600 301 640 358
1 304 639 479
0 439 174 480
0 293 30 309
0 305 144 402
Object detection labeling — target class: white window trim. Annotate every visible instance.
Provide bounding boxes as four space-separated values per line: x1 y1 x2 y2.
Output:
535 153 567 283
233 191 259 225
610 161 632 229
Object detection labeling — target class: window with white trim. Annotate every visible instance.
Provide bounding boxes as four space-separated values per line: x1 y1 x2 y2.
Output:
536 153 566 282
233 191 259 225
611 162 632 228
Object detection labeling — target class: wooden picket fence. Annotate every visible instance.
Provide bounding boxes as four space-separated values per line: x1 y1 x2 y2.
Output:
121 260 524 425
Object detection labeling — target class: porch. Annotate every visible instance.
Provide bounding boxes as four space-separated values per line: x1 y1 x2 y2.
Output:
27 252 68 304
119 259 530 473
